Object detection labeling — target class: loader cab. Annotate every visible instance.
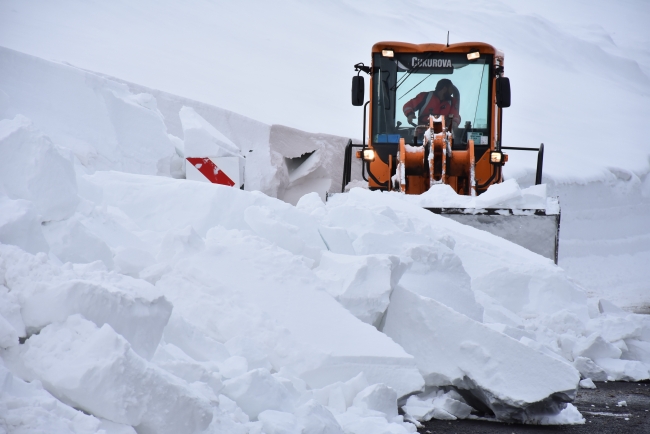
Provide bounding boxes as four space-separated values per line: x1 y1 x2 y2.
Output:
372 51 491 149
351 42 509 195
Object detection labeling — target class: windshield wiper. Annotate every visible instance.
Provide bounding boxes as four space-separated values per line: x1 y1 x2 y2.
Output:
398 73 434 100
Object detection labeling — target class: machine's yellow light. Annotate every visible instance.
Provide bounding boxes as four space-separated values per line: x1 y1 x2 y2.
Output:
363 149 376 161
467 51 480 60
490 151 502 163
381 49 394 58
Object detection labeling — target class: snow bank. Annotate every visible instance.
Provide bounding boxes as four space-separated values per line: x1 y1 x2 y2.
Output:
0 47 177 177
549 176 650 313
0 46 355 202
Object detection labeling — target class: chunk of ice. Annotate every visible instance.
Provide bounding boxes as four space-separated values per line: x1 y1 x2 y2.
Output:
352 384 398 420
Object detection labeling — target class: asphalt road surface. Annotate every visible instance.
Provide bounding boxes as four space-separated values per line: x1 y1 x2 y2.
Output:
417 381 650 434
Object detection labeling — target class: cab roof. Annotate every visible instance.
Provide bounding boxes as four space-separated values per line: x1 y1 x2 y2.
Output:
371 41 502 57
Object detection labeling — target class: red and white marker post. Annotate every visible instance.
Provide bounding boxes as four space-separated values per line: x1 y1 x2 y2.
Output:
186 156 245 188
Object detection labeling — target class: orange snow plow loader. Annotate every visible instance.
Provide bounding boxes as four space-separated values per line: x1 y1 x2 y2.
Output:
342 42 560 263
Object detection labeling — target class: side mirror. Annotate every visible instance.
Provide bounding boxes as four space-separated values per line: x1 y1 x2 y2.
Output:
351 76 365 106
496 76 511 108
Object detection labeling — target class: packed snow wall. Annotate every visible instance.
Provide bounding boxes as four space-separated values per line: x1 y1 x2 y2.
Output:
0 46 361 206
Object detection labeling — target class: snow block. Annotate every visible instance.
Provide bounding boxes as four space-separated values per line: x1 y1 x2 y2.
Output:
572 357 608 381
294 400 343 434
180 106 242 158
335 407 417 434
258 410 300 434
383 287 580 422
0 313 19 348
20 279 172 360
113 247 156 277
0 285 26 339
316 252 403 326
623 339 650 364
572 333 622 361
472 267 589 322
318 226 356 255
221 368 294 420
259 400 343 434
579 378 596 389
402 390 472 422
151 343 224 396
244 204 326 264
308 373 370 415
19 315 213 434
397 244 482 322
0 360 111 434
225 336 273 371
593 358 649 381
220 356 249 379
0 197 49 255
0 115 79 221
162 313 230 363
42 217 115 267
352 384 398 420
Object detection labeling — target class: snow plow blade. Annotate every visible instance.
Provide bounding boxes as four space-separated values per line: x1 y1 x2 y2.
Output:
426 202 561 264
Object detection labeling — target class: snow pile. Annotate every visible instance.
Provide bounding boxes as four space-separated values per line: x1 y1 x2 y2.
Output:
415 180 554 212
2 131 648 432
551 176 650 314
0 110 649 429
0 36 649 432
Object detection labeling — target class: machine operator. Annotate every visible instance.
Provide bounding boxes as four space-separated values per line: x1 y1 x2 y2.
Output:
403 78 461 129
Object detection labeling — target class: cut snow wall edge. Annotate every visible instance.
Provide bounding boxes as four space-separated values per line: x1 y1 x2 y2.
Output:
70 56 358 200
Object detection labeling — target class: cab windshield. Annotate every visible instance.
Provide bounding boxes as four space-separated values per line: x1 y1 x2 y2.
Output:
372 52 492 146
